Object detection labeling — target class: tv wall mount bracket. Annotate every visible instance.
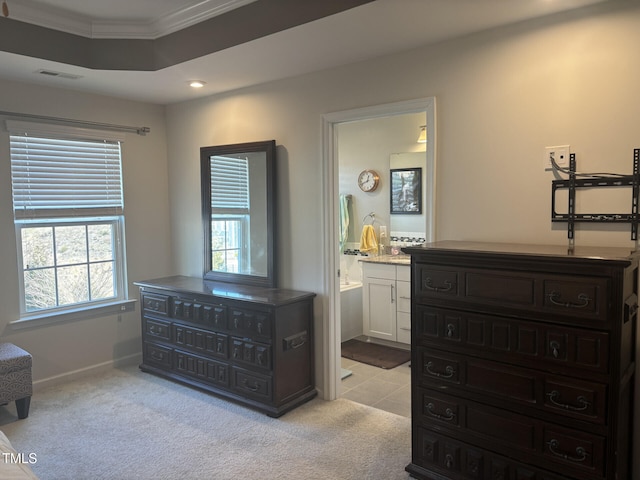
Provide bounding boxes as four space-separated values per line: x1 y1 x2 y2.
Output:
551 148 640 242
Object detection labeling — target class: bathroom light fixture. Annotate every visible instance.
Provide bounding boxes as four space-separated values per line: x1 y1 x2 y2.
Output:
189 80 205 88
417 125 427 143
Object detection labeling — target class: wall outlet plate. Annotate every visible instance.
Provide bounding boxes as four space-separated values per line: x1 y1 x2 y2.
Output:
544 145 570 170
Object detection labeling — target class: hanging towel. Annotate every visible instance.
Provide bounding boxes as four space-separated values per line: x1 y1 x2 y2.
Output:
359 225 378 255
339 195 350 253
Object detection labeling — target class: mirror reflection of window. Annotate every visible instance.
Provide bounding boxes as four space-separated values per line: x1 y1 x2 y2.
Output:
210 155 250 273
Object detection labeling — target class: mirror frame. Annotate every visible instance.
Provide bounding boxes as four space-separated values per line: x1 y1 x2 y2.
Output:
201 140 277 288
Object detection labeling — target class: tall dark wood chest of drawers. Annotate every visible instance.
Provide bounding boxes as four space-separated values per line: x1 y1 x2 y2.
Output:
402 241 638 480
134 275 316 417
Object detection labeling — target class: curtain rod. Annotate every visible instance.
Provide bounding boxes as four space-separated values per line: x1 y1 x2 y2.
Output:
0 110 150 136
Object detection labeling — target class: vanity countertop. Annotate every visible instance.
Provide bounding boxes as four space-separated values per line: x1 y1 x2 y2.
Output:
358 254 411 265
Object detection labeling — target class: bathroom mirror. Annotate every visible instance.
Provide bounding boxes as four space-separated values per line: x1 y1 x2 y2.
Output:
201 140 276 287
389 152 428 240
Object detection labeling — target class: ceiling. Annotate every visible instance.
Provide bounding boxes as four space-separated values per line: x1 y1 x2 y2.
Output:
0 0 611 105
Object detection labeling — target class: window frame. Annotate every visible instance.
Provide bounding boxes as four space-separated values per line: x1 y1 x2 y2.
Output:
15 216 128 318
7 121 133 326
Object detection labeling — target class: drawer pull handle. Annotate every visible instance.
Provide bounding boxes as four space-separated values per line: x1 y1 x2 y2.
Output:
550 340 561 358
425 361 455 379
242 379 260 392
424 278 454 293
151 351 164 362
547 439 589 463
548 291 591 309
547 391 590 411
445 454 454 469
446 323 456 338
426 402 456 421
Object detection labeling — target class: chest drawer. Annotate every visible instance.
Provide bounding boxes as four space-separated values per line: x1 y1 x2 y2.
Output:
413 426 574 480
415 409 605 479
415 306 610 376
414 387 606 476
415 264 609 323
415 347 608 425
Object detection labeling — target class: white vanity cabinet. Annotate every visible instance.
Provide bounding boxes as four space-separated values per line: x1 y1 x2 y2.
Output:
362 261 411 344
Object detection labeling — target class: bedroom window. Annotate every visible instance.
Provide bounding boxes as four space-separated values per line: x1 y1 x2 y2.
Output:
8 122 129 321
210 155 250 273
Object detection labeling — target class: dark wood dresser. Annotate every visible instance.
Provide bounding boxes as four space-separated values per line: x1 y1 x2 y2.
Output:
402 241 638 480
134 275 316 417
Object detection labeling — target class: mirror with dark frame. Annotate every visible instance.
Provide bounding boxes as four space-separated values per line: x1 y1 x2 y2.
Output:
201 140 276 288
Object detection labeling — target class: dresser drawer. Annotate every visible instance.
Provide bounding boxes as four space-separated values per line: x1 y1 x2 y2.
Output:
414 306 610 375
172 298 227 329
231 367 272 401
415 264 609 323
174 349 229 387
143 317 171 342
143 342 172 368
231 337 272 370
142 293 170 316
415 347 608 425
174 324 228 359
229 308 272 340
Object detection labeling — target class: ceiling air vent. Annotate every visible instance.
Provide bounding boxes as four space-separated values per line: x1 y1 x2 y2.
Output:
35 69 83 80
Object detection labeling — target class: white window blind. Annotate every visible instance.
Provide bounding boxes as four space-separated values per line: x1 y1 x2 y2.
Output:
210 155 249 213
10 134 124 219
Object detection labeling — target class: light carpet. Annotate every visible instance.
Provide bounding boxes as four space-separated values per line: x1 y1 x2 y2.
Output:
0 365 412 480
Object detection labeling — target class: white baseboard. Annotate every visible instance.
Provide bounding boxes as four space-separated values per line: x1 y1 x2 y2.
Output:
33 353 141 392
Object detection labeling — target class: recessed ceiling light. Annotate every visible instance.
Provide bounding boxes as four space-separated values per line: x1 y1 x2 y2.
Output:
189 80 205 88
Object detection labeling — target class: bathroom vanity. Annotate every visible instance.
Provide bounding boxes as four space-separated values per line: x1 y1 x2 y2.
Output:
360 255 411 345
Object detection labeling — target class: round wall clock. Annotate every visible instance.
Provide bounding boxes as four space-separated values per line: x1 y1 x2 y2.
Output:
357 169 380 192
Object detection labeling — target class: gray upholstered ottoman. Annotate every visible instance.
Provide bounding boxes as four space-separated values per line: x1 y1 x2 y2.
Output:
0 343 32 419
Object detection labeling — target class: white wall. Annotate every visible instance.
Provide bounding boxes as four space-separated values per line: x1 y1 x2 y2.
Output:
166 1 640 398
0 80 172 384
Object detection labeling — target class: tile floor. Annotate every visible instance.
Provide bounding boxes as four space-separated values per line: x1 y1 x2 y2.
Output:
340 355 411 417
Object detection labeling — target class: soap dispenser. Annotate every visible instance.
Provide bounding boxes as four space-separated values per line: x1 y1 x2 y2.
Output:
379 225 387 255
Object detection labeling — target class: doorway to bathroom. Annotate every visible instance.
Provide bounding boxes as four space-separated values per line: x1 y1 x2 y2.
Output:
321 97 436 413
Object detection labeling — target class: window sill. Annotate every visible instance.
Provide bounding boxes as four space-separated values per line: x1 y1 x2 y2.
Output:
9 299 137 330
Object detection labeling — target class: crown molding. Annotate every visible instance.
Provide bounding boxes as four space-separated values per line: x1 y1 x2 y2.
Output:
8 0 257 39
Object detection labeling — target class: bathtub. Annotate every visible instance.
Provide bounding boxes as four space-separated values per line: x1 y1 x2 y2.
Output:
340 281 363 342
